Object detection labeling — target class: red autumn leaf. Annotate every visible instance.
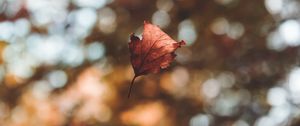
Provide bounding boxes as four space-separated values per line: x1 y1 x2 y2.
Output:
128 21 186 98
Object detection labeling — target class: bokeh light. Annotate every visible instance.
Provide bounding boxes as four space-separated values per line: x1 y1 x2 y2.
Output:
279 20 300 46
178 19 197 46
265 0 283 15
189 114 211 126
97 7 117 34
152 10 171 28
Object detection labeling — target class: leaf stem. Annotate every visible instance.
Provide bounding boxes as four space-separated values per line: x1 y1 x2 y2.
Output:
128 75 137 98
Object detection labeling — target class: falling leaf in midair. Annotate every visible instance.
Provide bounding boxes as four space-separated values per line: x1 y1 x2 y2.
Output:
128 21 186 98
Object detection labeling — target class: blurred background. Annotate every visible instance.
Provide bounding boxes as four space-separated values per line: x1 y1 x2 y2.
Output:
0 0 300 126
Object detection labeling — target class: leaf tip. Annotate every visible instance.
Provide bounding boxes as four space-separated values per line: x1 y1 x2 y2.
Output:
174 40 186 48
179 40 186 46
144 20 150 24
130 33 140 42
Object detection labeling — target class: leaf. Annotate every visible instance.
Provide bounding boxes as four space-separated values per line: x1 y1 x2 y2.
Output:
128 21 186 98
